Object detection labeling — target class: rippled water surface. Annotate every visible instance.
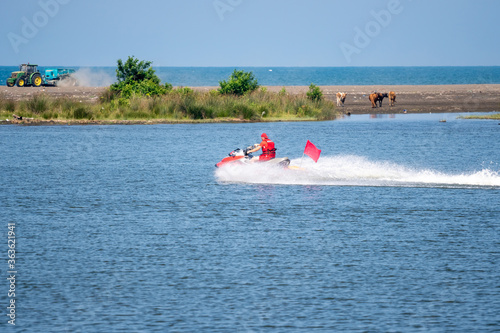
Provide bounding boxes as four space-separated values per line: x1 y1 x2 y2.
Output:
1 113 500 332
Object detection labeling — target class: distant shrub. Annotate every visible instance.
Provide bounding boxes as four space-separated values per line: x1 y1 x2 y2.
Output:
306 83 323 102
115 56 160 85
118 79 169 99
175 87 194 96
219 69 259 96
111 56 171 99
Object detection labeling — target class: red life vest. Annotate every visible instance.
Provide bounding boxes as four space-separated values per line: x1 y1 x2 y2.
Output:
259 138 276 161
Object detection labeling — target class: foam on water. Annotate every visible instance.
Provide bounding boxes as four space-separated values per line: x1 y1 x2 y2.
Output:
215 155 500 188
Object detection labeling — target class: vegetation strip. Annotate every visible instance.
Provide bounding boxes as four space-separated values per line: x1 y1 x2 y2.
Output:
459 114 500 120
1 56 338 124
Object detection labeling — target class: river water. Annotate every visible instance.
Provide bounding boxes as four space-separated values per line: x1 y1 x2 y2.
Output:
1 113 500 332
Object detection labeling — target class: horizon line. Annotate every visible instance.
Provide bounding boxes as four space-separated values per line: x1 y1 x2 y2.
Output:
1 65 500 68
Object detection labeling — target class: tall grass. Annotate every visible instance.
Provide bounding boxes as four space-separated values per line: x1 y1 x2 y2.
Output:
25 94 49 114
0 89 339 122
0 94 16 113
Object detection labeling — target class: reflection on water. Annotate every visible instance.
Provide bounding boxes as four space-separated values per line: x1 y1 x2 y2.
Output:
369 113 397 119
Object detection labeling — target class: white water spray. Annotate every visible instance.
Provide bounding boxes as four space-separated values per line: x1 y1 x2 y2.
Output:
215 155 500 188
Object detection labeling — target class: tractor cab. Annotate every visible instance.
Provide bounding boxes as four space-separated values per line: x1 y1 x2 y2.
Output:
19 64 39 74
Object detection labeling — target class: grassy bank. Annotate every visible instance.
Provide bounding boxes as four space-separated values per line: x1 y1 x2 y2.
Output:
0 88 338 124
460 113 500 120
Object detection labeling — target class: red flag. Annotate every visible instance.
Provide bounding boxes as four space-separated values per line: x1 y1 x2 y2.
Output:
304 140 321 162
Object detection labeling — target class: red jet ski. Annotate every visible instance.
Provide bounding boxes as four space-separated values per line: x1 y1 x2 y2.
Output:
216 145 291 168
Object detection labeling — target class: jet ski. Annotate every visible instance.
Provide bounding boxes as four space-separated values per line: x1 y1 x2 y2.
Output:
216 145 291 168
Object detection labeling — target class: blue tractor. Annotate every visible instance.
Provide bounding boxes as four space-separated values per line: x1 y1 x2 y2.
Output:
43 68 77 86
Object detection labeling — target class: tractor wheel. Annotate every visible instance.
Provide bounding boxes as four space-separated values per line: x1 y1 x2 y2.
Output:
16 77 26 87
32 74 43 87
6 80 15 87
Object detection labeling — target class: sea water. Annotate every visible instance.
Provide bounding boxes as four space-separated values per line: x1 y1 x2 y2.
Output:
1 66 500 86
1 113 499 332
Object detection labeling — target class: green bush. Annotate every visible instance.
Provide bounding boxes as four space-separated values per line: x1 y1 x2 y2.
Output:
306 83 323 102
118 79 169 99
111 56 171 99
175 87 194 96
115 56 160 85
218 69 259 96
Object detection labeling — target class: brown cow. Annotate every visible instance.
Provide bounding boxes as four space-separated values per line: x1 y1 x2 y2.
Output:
336 92 347 107
389 91 396 106
369 93 378 108
369 92 388 108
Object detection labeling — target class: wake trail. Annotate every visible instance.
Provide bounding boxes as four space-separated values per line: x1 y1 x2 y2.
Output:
215 155 500 188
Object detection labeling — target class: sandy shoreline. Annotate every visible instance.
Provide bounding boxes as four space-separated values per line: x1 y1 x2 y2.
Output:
1 84 499 115
194 84 500 114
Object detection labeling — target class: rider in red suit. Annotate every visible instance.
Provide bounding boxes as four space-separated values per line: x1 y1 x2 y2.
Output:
247 133 276 161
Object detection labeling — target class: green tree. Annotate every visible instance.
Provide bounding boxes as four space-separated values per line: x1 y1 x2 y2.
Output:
218 69 259 96
111 56 172 98
306 83 323 102
115 56 160 85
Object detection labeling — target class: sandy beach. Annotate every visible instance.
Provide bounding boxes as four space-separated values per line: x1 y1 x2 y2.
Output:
194 84 500 114
1 84 499 114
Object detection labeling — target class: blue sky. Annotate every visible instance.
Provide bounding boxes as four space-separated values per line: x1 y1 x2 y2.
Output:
1 0 499 67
